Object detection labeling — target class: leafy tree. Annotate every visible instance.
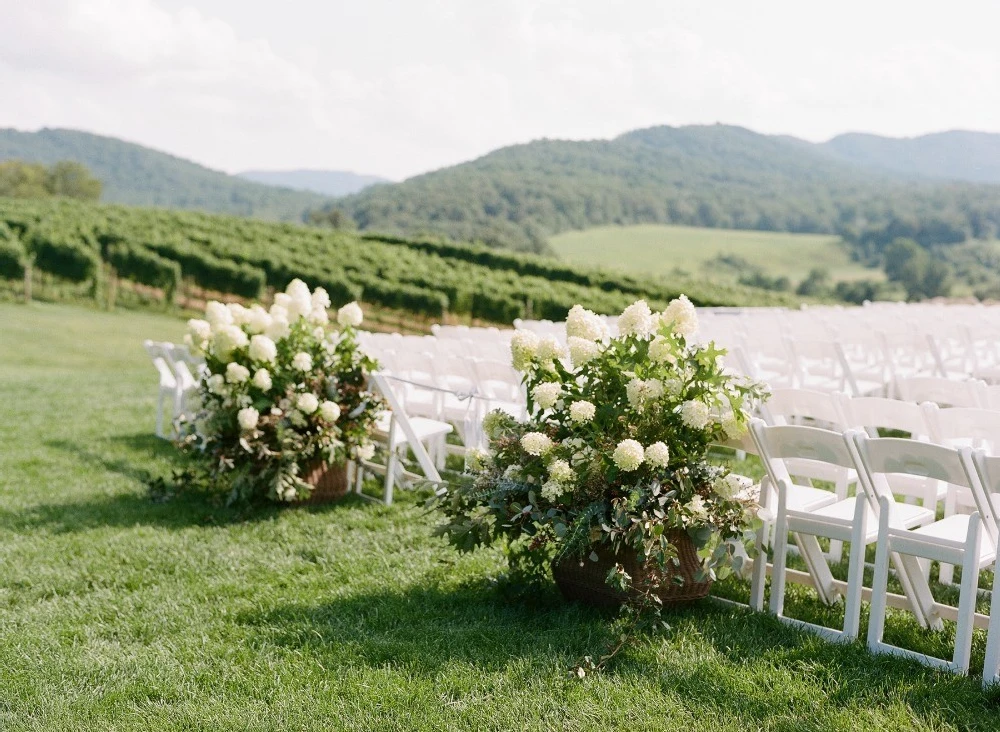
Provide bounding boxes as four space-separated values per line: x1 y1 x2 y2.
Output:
46 161 102 201
0 160 101 201
883 238 951 300
795 268 831 297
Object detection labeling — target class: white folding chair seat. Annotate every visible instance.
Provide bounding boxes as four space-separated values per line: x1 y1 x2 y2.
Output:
856 435 997 674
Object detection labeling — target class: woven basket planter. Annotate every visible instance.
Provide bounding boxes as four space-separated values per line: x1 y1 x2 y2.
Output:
552 530 712 609
299 460 350 504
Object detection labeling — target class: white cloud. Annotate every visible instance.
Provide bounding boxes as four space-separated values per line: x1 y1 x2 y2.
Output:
1 0 998 179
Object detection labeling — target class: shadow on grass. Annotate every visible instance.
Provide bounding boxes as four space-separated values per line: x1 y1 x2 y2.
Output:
0 435 369 533
250 579 999 727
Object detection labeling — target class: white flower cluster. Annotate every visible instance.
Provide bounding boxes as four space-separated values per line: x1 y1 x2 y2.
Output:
248 335 277 363
644 441 670 468
237 406 259 431
567 336 601 367
625 377 664 411
660 294 699 338
569 400 596 424
566 305 607 342
532 382 562 410
613 439 645 472
618 300 655 338
679 399 712 430
510 329 541 371
520 431 553 456
320 400 341 422
714 472 749 500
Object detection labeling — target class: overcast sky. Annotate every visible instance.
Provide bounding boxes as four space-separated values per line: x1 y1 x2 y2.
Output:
2 0 998 180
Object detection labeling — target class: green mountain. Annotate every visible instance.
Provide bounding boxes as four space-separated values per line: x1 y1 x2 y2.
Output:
237 169 388 197
0 128 330 221
332 124 1000 253
821 130 1000 184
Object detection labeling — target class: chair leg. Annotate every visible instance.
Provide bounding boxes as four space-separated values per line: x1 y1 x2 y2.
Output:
748 477 771 613
155 389 166 439
868 497 893 654
940 489 958 585
384 419 398 506
842 497 868 640
769 487 789 617
983 561 1000 689
952 514 982 674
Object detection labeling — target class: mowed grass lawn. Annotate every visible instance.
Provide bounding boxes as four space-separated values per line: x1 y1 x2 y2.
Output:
1 302 998 730
550 224 882 285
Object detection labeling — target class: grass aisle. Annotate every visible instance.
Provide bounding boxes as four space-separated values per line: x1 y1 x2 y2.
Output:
0 302 996 730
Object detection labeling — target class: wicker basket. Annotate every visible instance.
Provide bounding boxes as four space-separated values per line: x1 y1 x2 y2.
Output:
298 460 350 504
551 531 712 608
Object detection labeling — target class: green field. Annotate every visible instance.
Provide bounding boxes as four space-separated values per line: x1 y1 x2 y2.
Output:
3 301 999 730
550 224 884 285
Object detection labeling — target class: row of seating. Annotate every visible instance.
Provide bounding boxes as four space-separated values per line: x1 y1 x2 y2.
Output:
747 420 1000 687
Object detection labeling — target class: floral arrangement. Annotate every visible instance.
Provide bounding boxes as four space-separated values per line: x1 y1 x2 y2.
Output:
436 296 766 594
180 279 383 504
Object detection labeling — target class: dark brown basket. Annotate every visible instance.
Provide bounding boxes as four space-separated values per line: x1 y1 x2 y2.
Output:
551 531 712 608
299 460 350 504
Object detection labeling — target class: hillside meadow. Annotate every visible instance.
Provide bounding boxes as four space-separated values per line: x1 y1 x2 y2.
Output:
550 224 884 286
1 301 999 730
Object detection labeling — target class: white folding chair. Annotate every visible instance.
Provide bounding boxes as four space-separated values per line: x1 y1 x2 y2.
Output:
356 373 453 505
856 435 996 673
969 451 1000 688
896 376 986 408
142 340 177 439
927 405 1000 584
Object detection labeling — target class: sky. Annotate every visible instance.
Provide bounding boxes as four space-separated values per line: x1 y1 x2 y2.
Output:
2 0 999 180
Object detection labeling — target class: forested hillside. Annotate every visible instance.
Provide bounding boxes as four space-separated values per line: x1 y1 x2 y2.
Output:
330 124 1000 253
821 131 1000 184
0 198 797 324
237 169 388 197
0 128 329 220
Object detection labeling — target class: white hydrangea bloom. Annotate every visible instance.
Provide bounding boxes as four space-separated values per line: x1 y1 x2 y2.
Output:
237 406 259 431
661 295 699 338
265 313 291 341
225 362 250 384
679 399 712 429
686 495 709 521
356 443 376 461
613 439 644 471
205 301 233 327
187 318 212 342
296 392 319 414
569 400 596 424
227 303 251 326
567 336 601 367
213 324 249 359
248 335 277 363
269 300 289 318
207 373 227 395
520 431 553 456
311 287 331 311
284 279 313 320
535 336 567 362
566 304 607 341
510 329 540 371
337 301 364 327
465 448 490 472
312 326 326 340
547 458 575 484
626 378 665 411
541 480 565 502
617 300 655 338
645 441 671 468
252 368 272 391
308 306 329 325
714 473 750 500
481 409 509 438
320 400 341 422
721 410 748 439
292 352 313 372
283 486 298 502
532 382 562 410
648 335 678 364
663 378 683 398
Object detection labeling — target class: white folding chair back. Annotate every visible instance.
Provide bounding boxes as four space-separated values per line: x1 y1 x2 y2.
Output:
896 376 985 408
968 451 1000 688
143 340 178 438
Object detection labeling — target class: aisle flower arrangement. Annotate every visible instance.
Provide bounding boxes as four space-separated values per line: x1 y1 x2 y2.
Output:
180 279 382 504
436 296 767 604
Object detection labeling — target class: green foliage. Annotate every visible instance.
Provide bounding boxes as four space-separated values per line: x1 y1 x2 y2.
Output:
0 159 102 201
0 197 799 322
795 267 832 297
0 223 26 279
26 221 101 283
329 124 1000 252
105 241 181 299
0 128 328 220
883 238 952 300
